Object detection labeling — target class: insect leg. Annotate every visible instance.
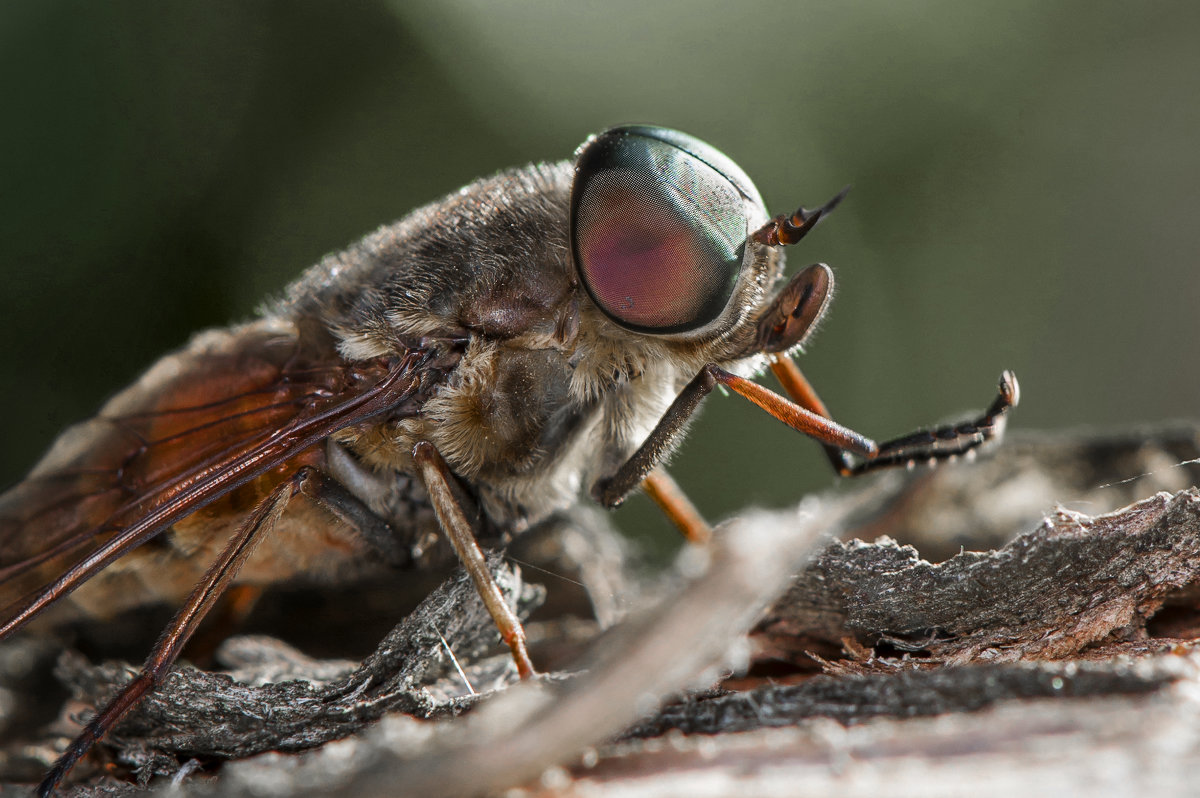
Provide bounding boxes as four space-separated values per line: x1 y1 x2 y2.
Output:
411 441 535 679
302 449 414 567
641 468 711 544
37 466 314 798
594 365 1018 509
841 370 1019 476
770 357 1018 476
768 354 856 475
591 364 874 508
722 365 1018 475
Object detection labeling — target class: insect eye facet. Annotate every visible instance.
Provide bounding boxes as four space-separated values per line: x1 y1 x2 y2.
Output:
571 126 762 334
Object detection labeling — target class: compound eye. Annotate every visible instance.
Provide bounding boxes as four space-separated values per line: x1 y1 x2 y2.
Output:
571 126 758 334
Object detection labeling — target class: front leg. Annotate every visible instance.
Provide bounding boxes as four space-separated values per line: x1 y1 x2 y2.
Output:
591 364 875 509
592 364 1018 509
842 370 1019 476
769 355 1019 477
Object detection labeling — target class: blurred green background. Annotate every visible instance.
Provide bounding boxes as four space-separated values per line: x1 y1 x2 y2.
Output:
2 1 1198 553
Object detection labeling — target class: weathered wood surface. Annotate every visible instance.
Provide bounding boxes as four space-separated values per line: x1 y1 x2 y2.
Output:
758 489 1200 666
2 426 1200 797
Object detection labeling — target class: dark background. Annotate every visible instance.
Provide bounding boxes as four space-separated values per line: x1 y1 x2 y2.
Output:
2 2 1198 553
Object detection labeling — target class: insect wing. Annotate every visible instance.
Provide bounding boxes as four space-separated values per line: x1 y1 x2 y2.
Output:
0 325 434 636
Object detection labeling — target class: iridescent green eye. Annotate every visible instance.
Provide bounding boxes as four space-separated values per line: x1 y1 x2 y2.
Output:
571 126 763 334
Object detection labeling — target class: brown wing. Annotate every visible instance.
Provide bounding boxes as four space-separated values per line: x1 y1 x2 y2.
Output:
0 320 440 636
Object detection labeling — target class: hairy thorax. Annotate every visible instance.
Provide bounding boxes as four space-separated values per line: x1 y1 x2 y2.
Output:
296 162 773 538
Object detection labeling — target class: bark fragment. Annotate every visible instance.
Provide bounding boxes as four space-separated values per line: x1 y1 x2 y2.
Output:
757 489 1200 665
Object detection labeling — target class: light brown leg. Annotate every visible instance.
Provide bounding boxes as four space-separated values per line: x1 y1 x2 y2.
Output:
411 441 535 679
642 468 711 545
770 354 856 475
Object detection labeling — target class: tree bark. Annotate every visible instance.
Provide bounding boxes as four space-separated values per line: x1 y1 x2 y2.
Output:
3 426 1200 797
